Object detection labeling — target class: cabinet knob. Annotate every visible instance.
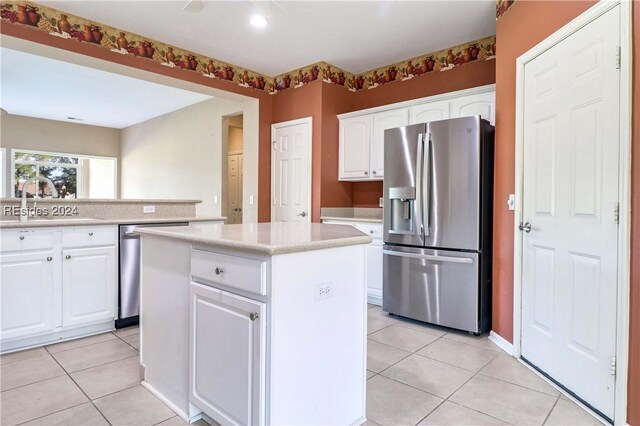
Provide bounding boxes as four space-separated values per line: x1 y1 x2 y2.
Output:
372 171 377 175
370 230 374 234
47 256 52 262
65 254 71 260
214 267 224 275
364 171 369 175
19 236 25 240
88 232 94 236
249 312 259 321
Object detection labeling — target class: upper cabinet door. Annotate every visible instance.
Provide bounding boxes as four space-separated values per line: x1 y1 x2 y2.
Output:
409 100 451 125
449 92 496 125
371 109 408 179
339 116 372 180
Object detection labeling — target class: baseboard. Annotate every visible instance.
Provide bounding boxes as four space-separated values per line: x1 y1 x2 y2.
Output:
367 292 382 306
141 381 193 423
488 331 514 355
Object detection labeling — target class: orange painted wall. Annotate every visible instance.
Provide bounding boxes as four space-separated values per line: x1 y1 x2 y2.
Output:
495 2 639 424
351 59 496 206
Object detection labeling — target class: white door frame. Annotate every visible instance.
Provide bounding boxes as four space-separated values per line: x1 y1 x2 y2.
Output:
512 1 632 423
270 117 313 222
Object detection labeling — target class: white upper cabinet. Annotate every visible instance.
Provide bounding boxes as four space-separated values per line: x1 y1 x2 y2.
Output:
409 100 450 124
449 91 495 125
371 109 409 179
338 86 495 182
339 116 372 180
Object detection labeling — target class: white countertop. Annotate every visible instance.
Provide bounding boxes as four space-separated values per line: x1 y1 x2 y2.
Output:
0 216 225 229
136 222 373 256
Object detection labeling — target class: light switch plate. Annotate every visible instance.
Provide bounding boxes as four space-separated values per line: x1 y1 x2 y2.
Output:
249 195 254 205
507 194 516 211
379 197 384 207
214 195 218 204
143 205 155 214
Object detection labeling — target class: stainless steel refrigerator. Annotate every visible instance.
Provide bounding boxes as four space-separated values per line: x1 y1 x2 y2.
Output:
382 116 494 334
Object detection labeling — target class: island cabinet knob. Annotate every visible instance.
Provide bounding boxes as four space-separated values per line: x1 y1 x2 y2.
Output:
46 256 52 262
88 232 94 236
19 236 25 240
249 312 259 321
65 254 71 260
214 267 224 275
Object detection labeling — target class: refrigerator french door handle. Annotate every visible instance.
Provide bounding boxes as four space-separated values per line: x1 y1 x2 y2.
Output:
415 133 425 243
423 133 431 237
383 249 473 264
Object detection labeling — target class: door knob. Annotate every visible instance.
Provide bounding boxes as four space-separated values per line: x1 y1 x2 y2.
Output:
519 222 532 233
296 212 307 217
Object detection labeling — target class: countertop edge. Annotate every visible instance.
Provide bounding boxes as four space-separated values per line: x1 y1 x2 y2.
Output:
0 198 203 204
137 228 373 256
0 216 225 229
320 216 383 224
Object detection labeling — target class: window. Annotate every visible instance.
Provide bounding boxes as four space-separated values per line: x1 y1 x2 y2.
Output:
11 149 117 199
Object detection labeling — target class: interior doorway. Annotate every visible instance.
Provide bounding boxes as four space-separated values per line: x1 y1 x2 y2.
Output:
222 114 243 224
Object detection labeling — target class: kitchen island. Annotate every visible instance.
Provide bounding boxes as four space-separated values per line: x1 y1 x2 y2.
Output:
136 222 371 426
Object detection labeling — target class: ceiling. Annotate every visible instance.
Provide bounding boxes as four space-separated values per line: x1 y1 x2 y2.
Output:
38 1 496 76
0 47 212 128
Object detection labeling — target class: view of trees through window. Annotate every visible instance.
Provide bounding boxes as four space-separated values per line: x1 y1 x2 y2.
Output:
14 151 79 198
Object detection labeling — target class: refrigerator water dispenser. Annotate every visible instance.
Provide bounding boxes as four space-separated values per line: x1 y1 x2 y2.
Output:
388 186 415 234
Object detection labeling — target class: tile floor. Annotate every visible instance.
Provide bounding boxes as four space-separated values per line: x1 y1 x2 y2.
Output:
0 308 603 426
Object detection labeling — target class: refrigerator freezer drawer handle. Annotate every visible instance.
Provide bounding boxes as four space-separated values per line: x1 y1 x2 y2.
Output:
383 250 473 264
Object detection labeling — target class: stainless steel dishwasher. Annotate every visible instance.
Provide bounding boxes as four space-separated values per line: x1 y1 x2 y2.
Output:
117 222 189 328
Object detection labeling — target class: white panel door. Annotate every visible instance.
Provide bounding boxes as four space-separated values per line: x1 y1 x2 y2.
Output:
371 109 408 179
271 120 311 222
409 100 451 124
190 282 265 426
521 6 619 419
62 246 117 327
0 251 54 340
339 116 372 180
227 153 243 225
450 92 496 125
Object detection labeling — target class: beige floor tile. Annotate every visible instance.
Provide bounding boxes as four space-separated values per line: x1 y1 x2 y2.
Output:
22 402 109 425
368 303 378 309
479 354 560 397
0 347 48 365
443 331 501 351
451 375 557 425
0 375 88 426
366 375 442 426
363 420 381 426
1 354 66 391
51 339 138 373
46 333 117 354
393 317 447 337
369 324 439 352
122 333 140 350
367 307 398 334
380 354 474 399
70 355 141 399
94 385 175 425
367 340 410 373
544 399 602 425
155 416 211 425
419 401 510 425
417 337 498 372
114 326 139 338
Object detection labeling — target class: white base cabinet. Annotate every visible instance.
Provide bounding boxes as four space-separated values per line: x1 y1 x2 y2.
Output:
0 226 117 353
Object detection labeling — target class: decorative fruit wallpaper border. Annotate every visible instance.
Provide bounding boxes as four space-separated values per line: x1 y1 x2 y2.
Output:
0 1 496 95
496 0 516 19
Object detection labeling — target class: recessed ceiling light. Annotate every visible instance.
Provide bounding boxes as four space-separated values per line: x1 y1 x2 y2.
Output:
250 14 267 28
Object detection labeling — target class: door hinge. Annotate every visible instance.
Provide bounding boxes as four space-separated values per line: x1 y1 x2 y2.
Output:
272 140 277 150
615 46 621 70
614 202 620 224
610 356 616 376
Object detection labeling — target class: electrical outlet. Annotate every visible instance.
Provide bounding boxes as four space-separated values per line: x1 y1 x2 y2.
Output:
379 197 384 207
507 194 516 211
143 205 155 214
214 195 218 204
314 283 333 301
249 195 254 205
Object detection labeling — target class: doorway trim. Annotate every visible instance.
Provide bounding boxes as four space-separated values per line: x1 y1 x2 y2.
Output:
512 0 632 422
270 117 313 222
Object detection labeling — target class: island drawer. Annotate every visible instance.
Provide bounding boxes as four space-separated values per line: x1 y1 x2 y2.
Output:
191 249 266 296
62 227 117 248
1 229 54 252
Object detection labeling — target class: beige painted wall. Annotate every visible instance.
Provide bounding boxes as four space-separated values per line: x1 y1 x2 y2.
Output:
229 126 243 153
0 114 121 197
120 97 259 219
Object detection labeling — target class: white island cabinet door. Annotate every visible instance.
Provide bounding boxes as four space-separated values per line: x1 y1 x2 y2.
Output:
62 246 117 327
1 251 55 340
339 116 372 180
371 109 408 179
190 282 266 426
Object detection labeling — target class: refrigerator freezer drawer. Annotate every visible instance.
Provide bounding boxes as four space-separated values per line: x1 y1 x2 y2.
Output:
382 246 480 333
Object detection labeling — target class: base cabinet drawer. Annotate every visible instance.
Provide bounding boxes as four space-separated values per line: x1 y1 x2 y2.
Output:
62 227 117 248
190 282 266 425
1 229 54 252
191 250 266 296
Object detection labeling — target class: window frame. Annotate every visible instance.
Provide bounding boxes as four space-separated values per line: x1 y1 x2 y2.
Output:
10 148 118 199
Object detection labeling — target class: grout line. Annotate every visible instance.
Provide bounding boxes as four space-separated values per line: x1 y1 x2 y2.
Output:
14 400 94 426
542 395 562 425
475 371 562 399
43 333 119 356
